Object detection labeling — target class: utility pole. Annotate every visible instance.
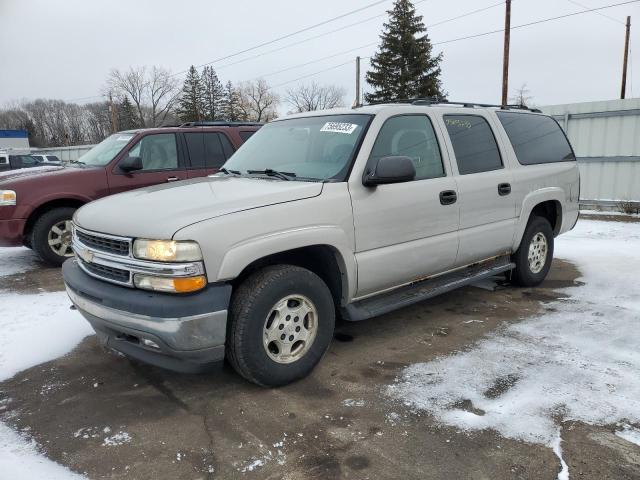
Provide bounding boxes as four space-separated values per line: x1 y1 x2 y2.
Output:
354 56 361 107
621 16 631 99
108 92 118 133
501 0 512 106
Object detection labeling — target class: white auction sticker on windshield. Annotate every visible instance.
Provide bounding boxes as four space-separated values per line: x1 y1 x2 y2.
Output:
116 135 134 142
320 122 358 134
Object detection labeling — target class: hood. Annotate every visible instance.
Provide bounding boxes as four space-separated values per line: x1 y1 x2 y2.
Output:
75 175 324 239
0 165 66 183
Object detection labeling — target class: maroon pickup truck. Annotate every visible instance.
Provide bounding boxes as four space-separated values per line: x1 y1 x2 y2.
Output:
0 122 261 265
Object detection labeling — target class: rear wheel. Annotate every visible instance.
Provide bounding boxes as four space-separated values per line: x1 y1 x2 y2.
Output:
31 207 76 266
511 216 554 287
226 265 335 387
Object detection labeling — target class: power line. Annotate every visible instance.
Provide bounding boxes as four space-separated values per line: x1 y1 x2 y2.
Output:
428 1 506 28
566 0 626 25
171 0 390 77
433 0 640 46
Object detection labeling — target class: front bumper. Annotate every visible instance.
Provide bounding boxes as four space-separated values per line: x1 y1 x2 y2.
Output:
0 218 26 246
62 259 232 373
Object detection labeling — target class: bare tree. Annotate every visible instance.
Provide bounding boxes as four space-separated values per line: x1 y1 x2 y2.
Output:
509 83 534 107
238 79 279 122
286 82 346 113
107 66 179 127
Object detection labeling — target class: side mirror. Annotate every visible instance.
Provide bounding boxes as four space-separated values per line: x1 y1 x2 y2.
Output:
363 156 416 186
119 155 143 173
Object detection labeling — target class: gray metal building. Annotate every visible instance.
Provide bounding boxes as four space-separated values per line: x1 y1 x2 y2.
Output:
541 98 640 207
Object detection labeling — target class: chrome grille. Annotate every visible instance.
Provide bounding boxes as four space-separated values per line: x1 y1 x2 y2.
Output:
78 257 130 284
76 229 130 256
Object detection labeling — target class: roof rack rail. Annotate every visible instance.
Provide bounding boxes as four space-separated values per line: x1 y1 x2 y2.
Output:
179 121 264 128
355 97 541 113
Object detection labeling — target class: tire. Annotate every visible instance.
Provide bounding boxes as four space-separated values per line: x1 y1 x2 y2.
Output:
30 207 77 266
511 216 554 287
226 265 335 387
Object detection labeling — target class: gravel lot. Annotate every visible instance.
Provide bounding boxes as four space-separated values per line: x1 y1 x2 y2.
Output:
1 216 639 479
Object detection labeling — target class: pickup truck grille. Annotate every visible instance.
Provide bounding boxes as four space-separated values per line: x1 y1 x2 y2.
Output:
76 230 130 256
78 257 131 284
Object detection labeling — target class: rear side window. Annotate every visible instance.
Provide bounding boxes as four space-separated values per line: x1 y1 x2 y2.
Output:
444 115 502 175
47 155 60 162
239 131 256 142
184 132 228 168
497 112 576 165
369 115 445 181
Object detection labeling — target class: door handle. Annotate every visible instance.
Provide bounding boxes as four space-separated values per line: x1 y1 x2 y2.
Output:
439 190 457 205
498 183 511 196
166 176 180 182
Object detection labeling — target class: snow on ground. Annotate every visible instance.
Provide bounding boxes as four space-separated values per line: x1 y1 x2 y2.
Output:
0 247 40 277
0 249 92 479
388 219 640 477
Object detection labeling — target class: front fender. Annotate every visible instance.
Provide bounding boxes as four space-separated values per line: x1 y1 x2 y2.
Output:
217 225 357 302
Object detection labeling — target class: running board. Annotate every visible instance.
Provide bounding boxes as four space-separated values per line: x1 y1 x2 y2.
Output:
343 256 515 322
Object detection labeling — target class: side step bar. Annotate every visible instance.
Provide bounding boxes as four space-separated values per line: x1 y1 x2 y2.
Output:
343 256 515 322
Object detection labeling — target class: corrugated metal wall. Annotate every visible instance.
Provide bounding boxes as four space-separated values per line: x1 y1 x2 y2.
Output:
541 98 640 204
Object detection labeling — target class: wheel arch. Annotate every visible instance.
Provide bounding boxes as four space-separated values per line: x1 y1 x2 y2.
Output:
24 198 86 239
513 189 564 251
229 244 351 309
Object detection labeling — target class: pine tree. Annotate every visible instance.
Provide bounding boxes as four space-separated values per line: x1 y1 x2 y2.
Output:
117 97 139 130
365 0 444 103
202 66 225 121
177 65 205 122
221 81 244 121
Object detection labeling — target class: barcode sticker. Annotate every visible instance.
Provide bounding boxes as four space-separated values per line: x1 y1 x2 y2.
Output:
320 122 358 134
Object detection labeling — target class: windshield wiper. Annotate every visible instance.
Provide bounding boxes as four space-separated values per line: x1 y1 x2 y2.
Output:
219 167 241 175
247 169 296 181
69 160 85 165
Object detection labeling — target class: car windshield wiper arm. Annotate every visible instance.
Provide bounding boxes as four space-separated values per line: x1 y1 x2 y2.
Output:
219 167 241 175
247 169 296 181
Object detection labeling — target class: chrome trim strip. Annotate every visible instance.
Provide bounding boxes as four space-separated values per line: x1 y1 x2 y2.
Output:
72 239 205 277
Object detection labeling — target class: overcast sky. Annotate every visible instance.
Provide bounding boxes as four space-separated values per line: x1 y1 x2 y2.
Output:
0 0 638 110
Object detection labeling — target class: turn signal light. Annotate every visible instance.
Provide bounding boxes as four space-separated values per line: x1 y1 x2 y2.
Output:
134 274 206 293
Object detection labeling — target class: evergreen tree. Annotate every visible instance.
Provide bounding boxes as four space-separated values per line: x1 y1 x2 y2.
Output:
365 0 444 103
117 96 139 130
221 81 244 121
202 66 225 121
176 65 205 122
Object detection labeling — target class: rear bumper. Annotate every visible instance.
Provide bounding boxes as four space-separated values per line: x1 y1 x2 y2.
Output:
0 218 26 246
62 259 232 373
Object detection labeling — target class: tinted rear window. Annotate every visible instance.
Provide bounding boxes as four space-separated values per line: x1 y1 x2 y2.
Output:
497 112 576 165
239 131 256 142
444 115 503 175
184 132 227 168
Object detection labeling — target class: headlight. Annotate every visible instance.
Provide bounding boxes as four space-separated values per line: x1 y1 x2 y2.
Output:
132 239 202 262
134 274 207 293
0 190 16 206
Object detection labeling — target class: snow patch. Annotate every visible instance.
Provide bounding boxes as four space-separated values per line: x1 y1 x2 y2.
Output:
616 424 640 446
388 220 640 474
102 432 131 447
0 247 39 278
342 398 366 407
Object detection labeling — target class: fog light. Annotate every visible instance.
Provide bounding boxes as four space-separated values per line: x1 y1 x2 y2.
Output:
133 274 207 293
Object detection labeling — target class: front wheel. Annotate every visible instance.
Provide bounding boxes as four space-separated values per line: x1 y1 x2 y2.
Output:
30 207 77 266
511 216 554 287
226 265 335 387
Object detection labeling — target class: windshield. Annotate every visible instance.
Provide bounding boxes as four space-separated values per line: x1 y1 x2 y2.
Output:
223 114 372 181
77 133 136 166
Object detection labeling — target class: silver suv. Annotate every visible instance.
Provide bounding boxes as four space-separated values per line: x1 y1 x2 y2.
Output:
62 101 580 386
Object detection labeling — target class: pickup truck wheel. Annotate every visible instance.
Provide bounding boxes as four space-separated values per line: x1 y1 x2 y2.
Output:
511 216 554 287
31 207 76 267
227 265 335 387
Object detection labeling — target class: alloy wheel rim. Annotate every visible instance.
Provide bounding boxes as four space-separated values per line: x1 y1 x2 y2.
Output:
527 232 548 274
263 294 318 364
47 220 74 257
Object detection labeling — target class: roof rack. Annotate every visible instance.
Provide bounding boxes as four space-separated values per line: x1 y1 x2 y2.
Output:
356 97 542 113
178 121 264 128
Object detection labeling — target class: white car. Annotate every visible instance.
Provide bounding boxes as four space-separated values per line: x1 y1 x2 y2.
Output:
30 154 61 164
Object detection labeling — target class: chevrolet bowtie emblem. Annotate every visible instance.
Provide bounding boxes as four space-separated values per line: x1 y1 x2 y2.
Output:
77 247 94 264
